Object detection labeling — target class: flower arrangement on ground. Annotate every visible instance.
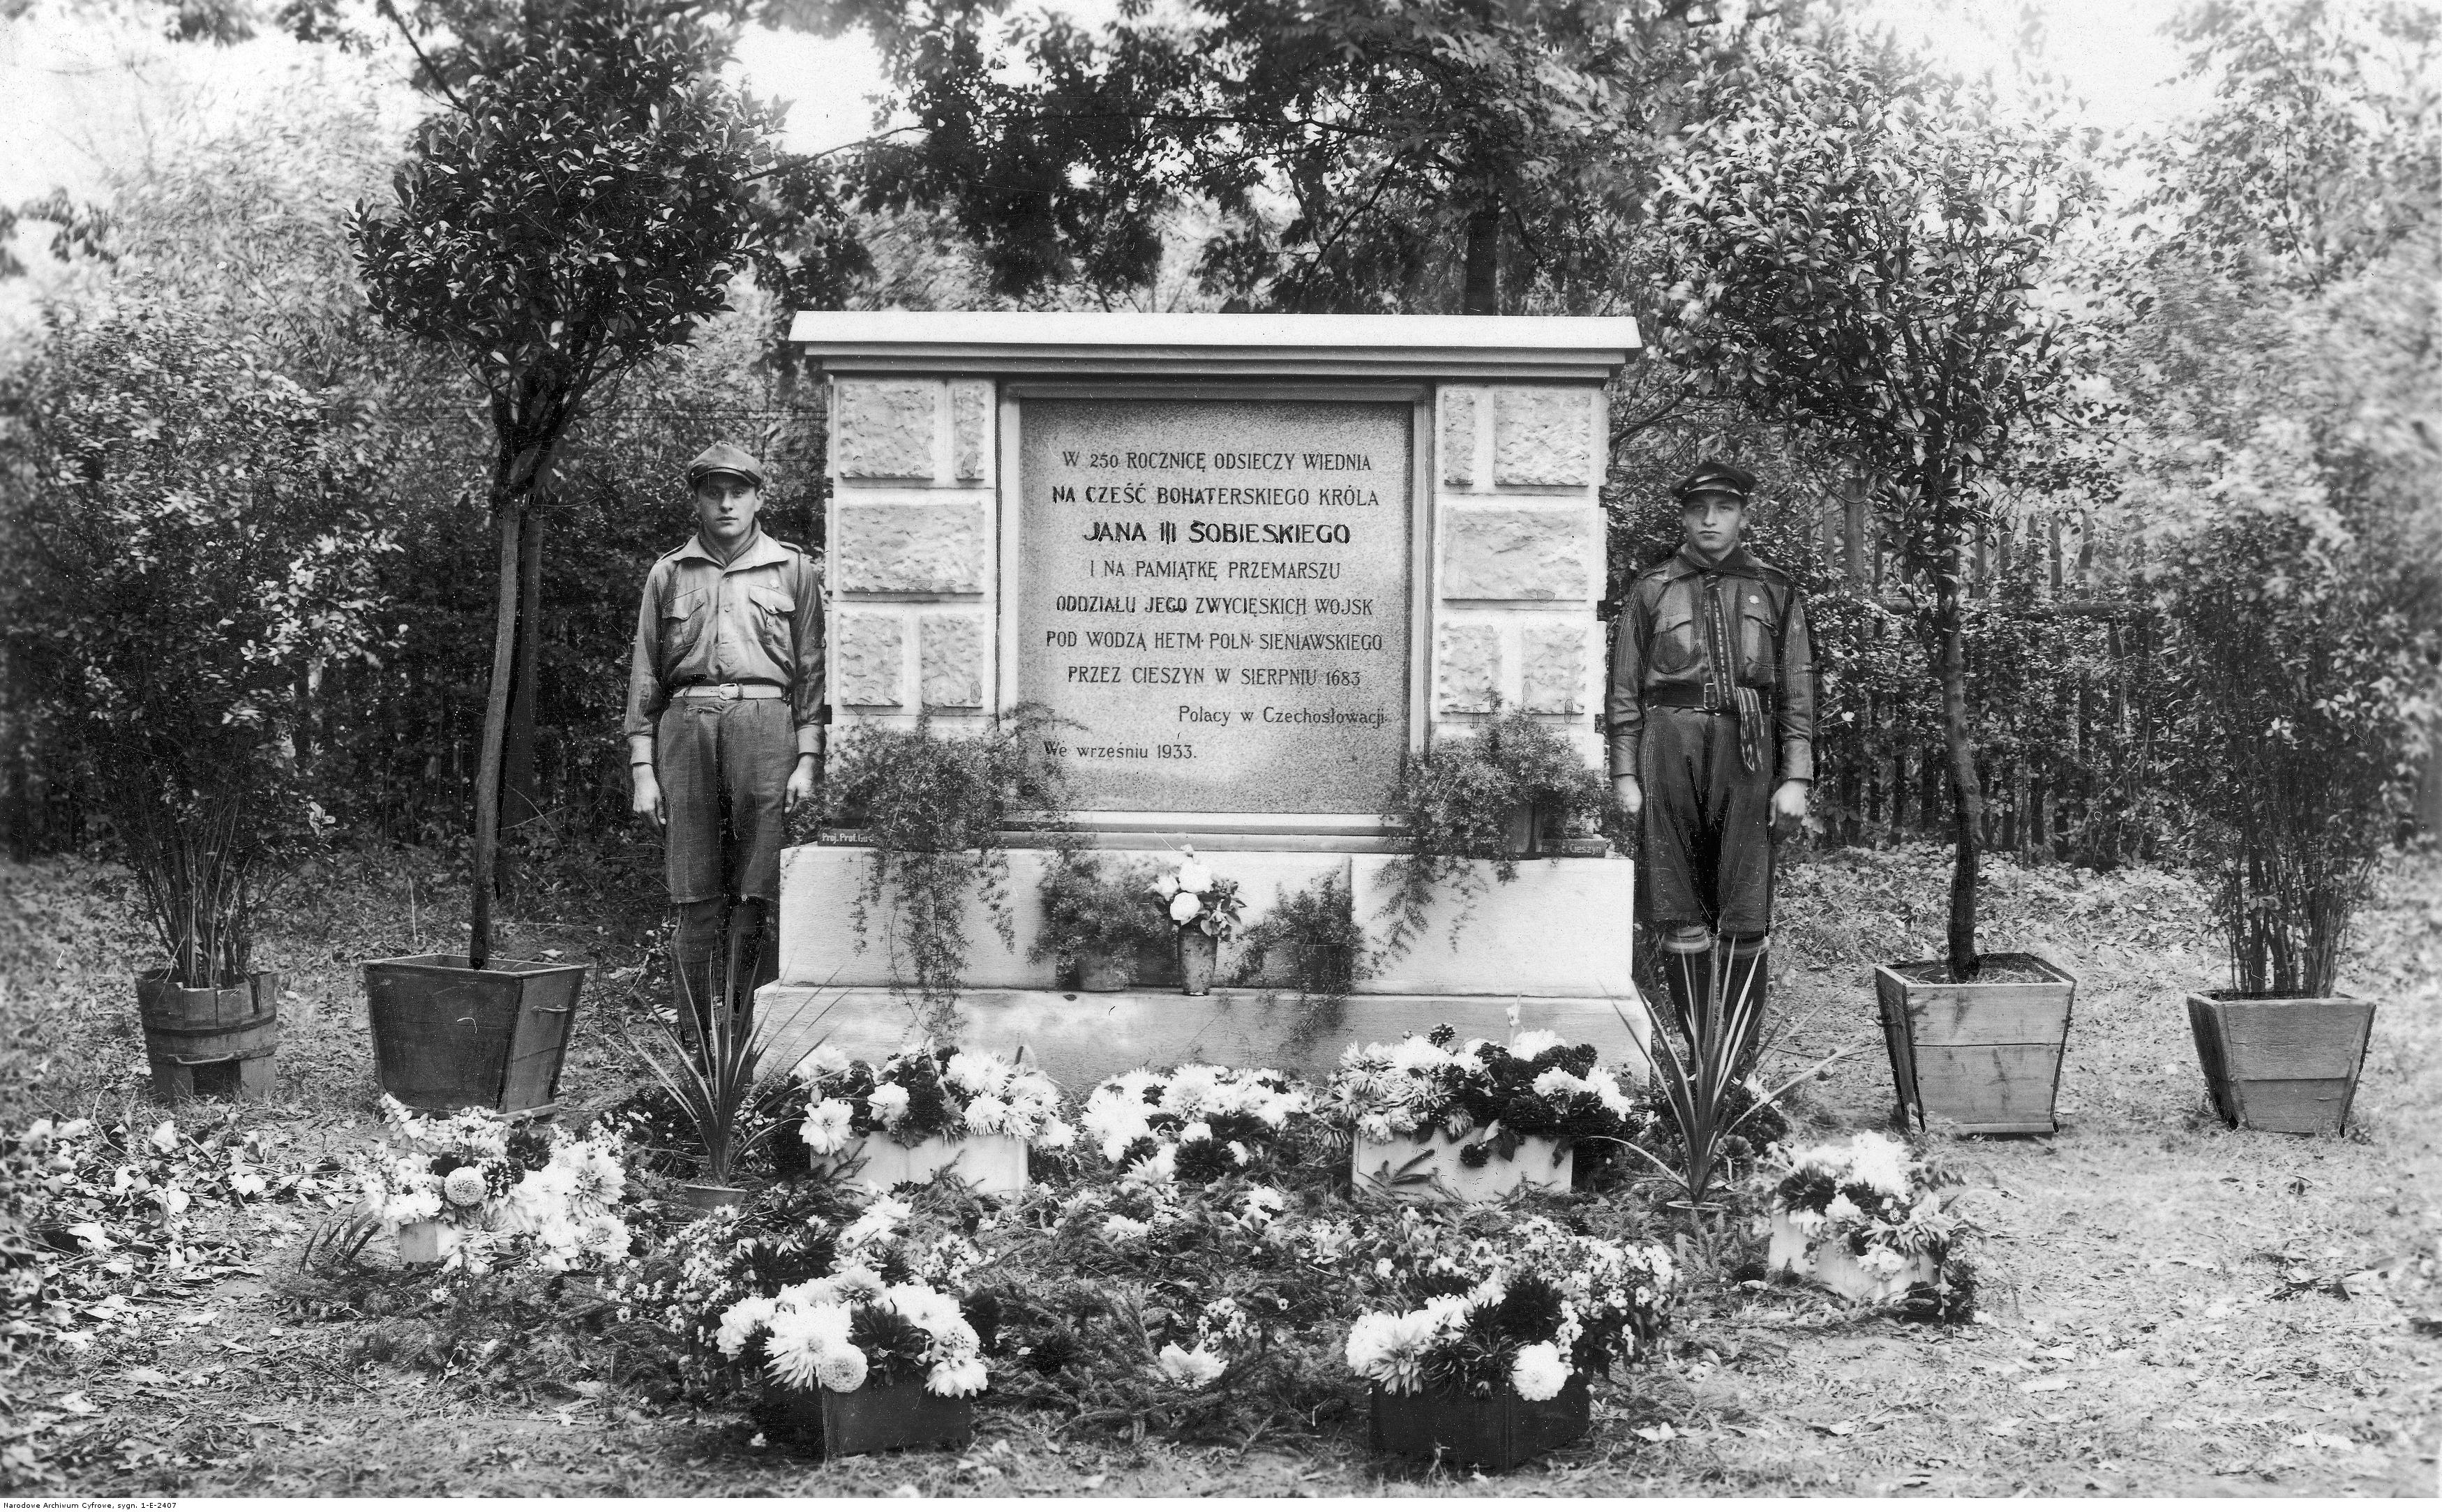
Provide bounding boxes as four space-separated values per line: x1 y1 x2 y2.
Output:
1765 1131 1973 1315
1079 1064 1311 1185
1326 1025 1642 1174
349 1095 630 1271
1344 1214 1675 1401
795 1045 1074 1158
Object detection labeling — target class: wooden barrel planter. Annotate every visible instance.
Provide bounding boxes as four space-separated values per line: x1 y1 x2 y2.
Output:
135 969 280 1102
361 955 585 1115
763 1375 975 1458
1877 954 2076 1135
1369 1376 1591 1472
2187 991 2376 1137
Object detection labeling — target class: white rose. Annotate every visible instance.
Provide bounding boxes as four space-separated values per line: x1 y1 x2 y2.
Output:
868 1084 912 1128
1176 857 1214 894
1168 891 1204 925
800 1099 857 1157
1152 874 1181 900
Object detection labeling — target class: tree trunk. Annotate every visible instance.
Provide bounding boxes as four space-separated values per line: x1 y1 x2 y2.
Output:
497 502 546 902
470 483 525 971
1462 202 1501 315
1939 585 1984 978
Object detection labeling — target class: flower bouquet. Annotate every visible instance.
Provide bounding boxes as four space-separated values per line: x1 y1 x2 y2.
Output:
1764 1132 1965 1305
1080 1064 1311 1186
351 1095 629 1269
718 1262 987 1456
1151 846 1243 995
1346 1215 1675 1470
797 1045 1072 1197
1327 1026 1642 1202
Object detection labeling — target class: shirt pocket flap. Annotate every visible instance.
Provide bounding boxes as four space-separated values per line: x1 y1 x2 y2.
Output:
751 585 797 616
1651 602 1695 634
664 587 706 621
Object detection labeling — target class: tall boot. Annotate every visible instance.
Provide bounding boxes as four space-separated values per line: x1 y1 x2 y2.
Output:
672 899 726 1063
1658 928 1716 1051
1721 933 1770 1078
724 898 775 1043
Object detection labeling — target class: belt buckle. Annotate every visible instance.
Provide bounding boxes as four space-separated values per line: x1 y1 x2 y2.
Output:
717 682 742 701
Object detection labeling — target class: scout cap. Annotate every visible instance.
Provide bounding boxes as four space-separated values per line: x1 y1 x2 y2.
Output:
1671 459 1755 504
687 440 767 490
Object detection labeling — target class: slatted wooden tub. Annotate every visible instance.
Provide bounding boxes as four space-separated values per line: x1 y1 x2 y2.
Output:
1876 954 2078 1136
2186 991 2376 1137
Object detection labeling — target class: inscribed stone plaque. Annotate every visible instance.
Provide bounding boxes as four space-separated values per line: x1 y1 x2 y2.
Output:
1017 398 1413 814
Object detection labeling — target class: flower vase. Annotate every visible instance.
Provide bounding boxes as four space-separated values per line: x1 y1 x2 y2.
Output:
1349 1130 1572 1204
679 1180 751 1213
1766 1211 1938 1303
763 1374 975 1458
396 1219 449 1264
846 1132 1029 1197
1368 1375 1590 1472
1177 929 1216 996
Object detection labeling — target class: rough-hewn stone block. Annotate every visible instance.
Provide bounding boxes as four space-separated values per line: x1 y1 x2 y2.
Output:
833 380 938 480
1492 387 1593 486
1520 621 1591 714
835 612 905 708
919 613 985 710
1435 622 1501 713
834 501 990 594
950 380 991 481
1441 505 1598 601
1439 387 1478 488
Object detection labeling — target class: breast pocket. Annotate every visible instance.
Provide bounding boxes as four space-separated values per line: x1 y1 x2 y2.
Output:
1739 597 1777 683
661 587 708 664
1649 605 1702 676
749 585 797 661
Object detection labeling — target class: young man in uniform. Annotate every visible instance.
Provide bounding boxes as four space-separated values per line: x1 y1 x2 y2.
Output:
1606 460 1815 1041
624 442 826 1040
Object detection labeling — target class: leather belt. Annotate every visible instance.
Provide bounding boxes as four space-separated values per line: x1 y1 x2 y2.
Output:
673 682 785 701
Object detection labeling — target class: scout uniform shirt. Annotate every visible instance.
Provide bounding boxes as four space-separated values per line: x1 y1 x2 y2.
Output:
1605 544 1815 933
622 531 827 759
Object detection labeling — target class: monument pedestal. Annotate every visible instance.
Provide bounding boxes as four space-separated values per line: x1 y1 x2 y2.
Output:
776 312 1651 1086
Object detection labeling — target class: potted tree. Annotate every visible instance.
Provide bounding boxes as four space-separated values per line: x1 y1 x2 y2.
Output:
1030 850 1167 991
3 301 392 1104
348 0 781 1109
2128 259 2438 1136
1653 34 2098 1133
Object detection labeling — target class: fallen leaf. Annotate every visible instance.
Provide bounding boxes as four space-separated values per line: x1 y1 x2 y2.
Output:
1810 1421 1855 1437
2020 1377 2072 1394
57 1392 100 1416
123 1368 170 1387
1632 1423 1678 1443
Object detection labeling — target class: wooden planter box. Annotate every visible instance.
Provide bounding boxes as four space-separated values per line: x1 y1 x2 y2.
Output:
1765 1211 1938 1303
397 1219 454 1264
1876 954 2076 1135
1350 1130 1571 1203
846 1132 1028 1197
363 955 584 1114
764 1374 975 1458
1369 1375 1590 1472
2187 991 2376 1137
136 968 280 1103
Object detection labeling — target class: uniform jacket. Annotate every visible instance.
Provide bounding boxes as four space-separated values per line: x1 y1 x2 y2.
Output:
623 531 827 761
1605 544 1816 782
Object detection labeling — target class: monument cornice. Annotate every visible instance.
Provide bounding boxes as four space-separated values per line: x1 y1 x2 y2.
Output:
789 310 1642 381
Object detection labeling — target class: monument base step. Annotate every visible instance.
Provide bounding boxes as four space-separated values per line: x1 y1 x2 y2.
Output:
752 985 1652 1093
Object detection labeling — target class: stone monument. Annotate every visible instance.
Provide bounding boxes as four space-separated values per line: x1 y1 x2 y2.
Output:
760 312 1650 1087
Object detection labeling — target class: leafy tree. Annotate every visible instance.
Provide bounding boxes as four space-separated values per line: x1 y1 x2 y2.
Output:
800 0 1765 313
2139 0 2442 293
0 301 394 984
1649 27 2100 976
350 0 781 966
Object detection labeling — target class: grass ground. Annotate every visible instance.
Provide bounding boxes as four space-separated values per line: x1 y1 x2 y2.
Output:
2 837 2436 1497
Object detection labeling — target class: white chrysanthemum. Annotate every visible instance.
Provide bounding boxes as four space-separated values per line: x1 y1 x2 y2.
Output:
817 1348 869 1394
1508 1028 1567 1060
1857 1245 1908 1278
1531 1066 1589 1100
1388 1037 1453 1074
764 1301 857 1390
386 1188 442 1225
867 1083 912 1128
943 1051 989 1093
1123 1145 1178 1188
928 1356 988 1398
1356 1112 1396 1145
803 1043 853 1077
442 1167 490 1208
1158 1342 1225 1386
1510 1340 1571 1401
1843 1133 1914 1197
962 1093 1012 1136
562 1140 626 1209
1102 1214 1153 1242
1035 1116 1076 1151
1177 1120 1215 1146
800 1098 857 1157
716 1296 781 1357
1168 890 1204 925
1161 1063 1223 1116
1824 1193 1864 1227
841 1197 912 1252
